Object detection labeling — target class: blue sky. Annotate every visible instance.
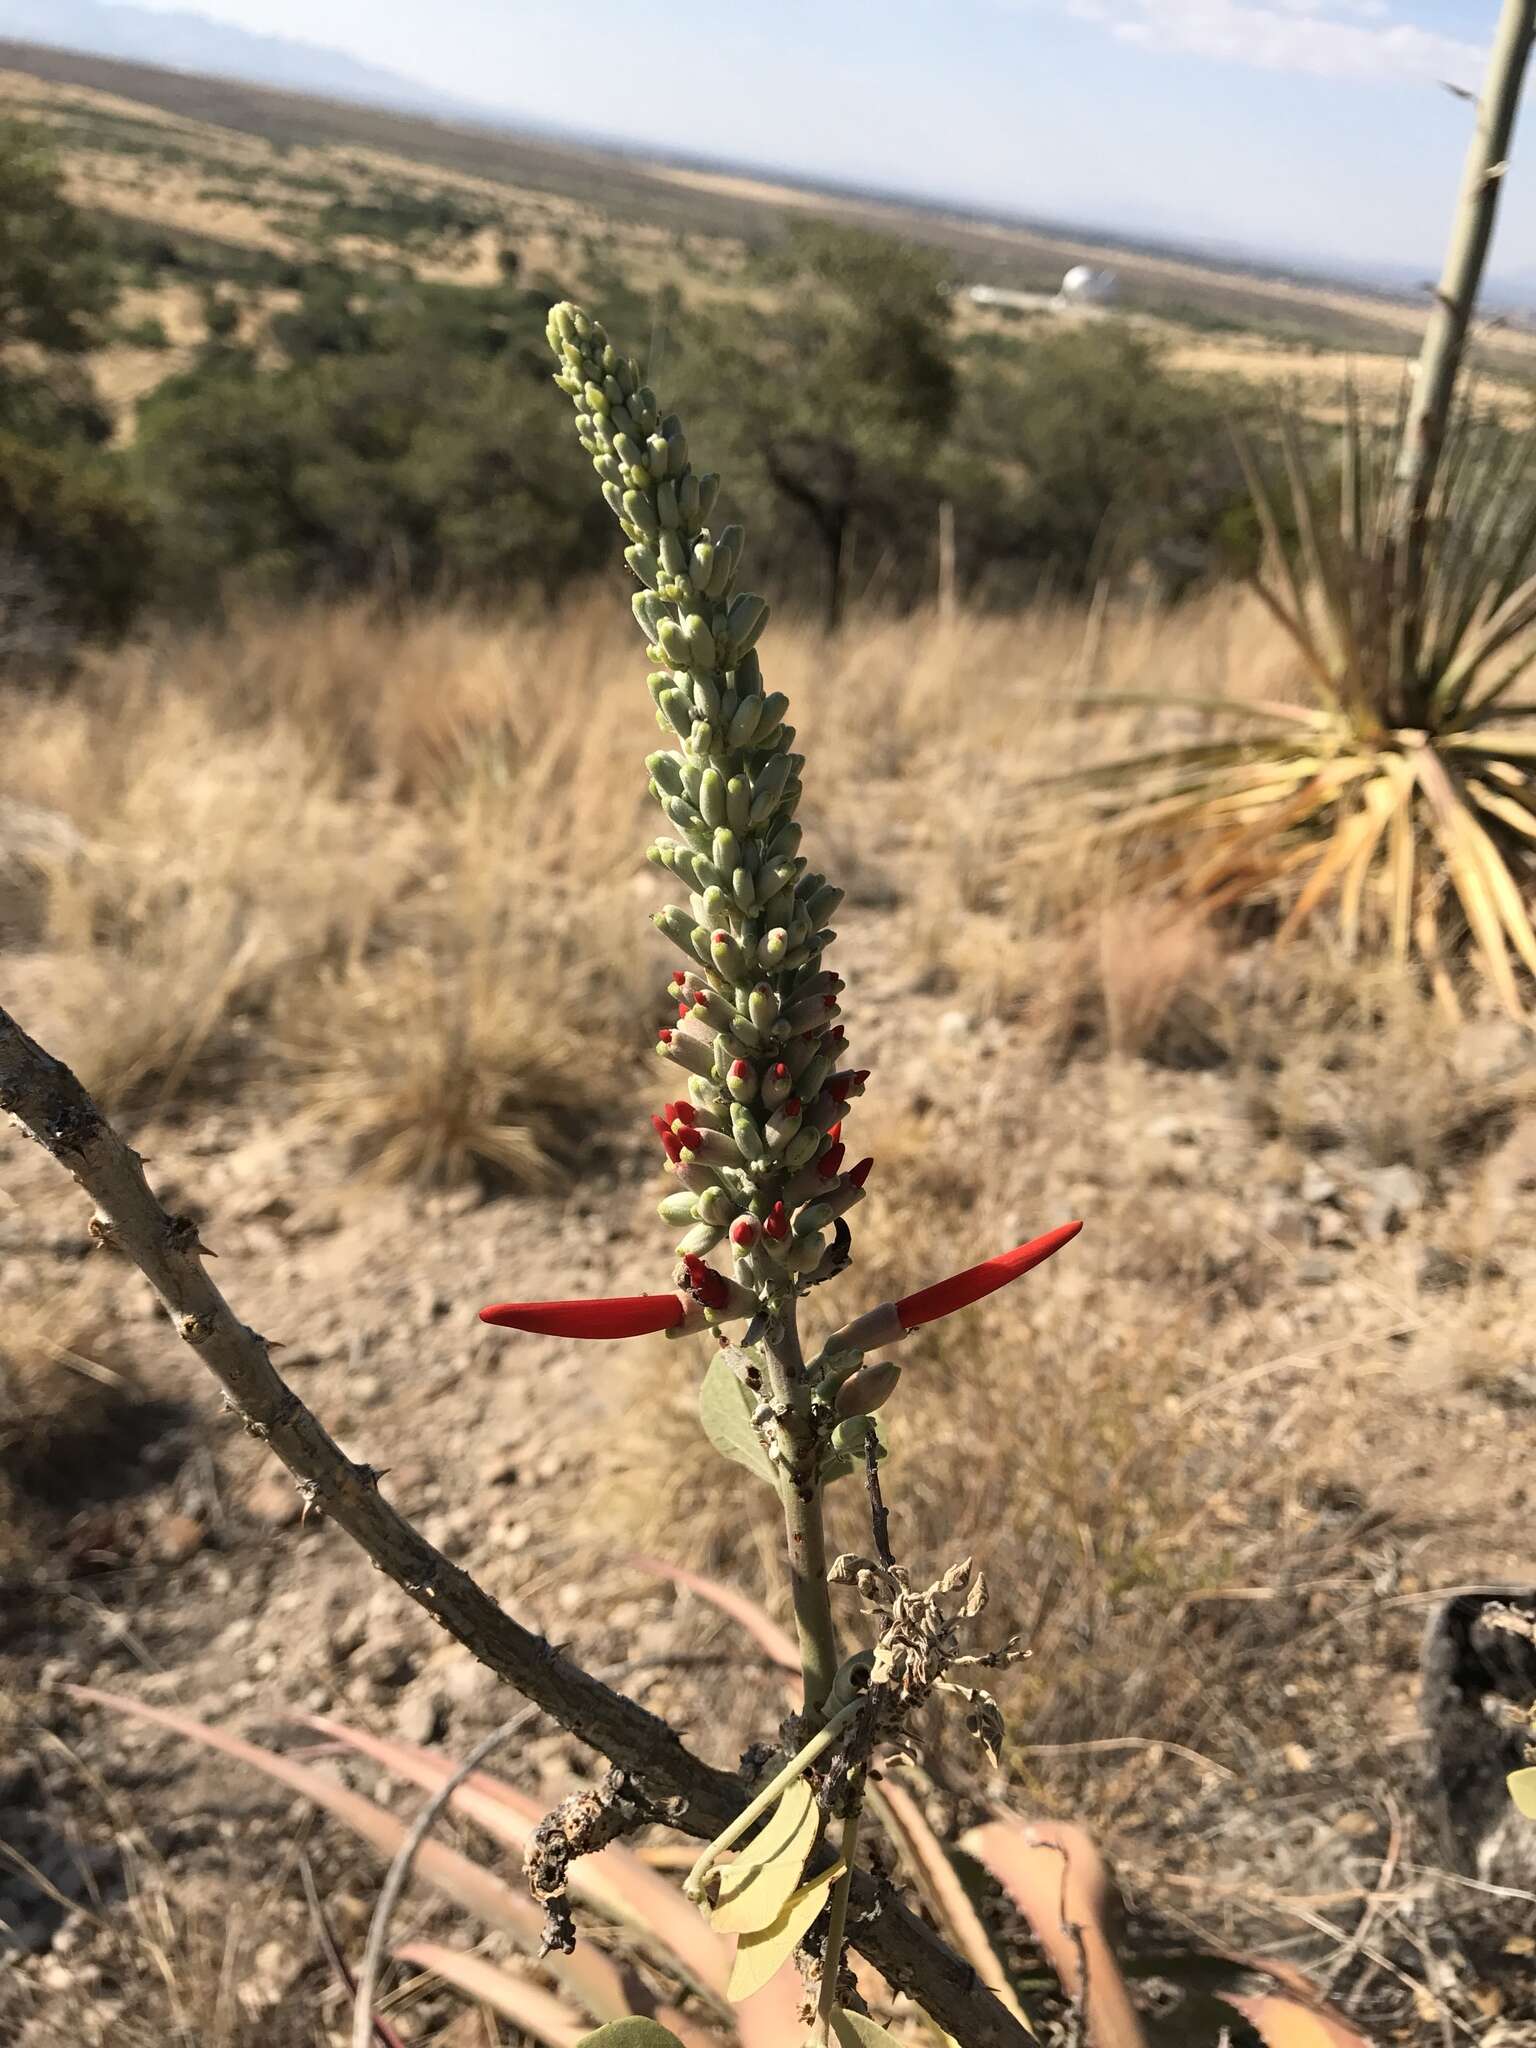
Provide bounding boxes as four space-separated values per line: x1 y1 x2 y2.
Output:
122 2 1532 277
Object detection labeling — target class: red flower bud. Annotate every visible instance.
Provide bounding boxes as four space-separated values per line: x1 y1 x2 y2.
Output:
677 1002 690 1019
670 970 687 986
828 1121 843 1142
847 1156 874 1188
763 1201 789 1241
479 1293 687 1338
681 1253 729 1308
658 1028 674 1045
785 1097 801 1117
650 1114 669 1139
774 1062 790 1081
661 1132 682 1164
818 1142 846 1179
730 1059 750 1079
895 1222 1083 1333
730 1216 759 1248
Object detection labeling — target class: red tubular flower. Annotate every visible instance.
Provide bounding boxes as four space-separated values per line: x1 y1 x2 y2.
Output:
846 1156 874 1188
818 1141 846 1180
894 1221 1083 1332
479 1294 686 1338
763 1200 789 1241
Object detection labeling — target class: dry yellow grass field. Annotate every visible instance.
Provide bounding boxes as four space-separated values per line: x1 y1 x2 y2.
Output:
6 593 1536 2042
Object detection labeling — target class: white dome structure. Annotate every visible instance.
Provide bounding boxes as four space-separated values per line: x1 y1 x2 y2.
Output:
1057 264 1119 306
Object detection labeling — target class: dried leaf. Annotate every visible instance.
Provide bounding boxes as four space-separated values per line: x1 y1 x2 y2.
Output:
1509 1766 1536 1818
831 2013 906 2048
960 1573 989 1622
961 1817 1149 2048
937 1558 974 1597
726 1862 841 2004
869 1780 1033 2036
698 1351 774 1485
397 1943 587 2047
941 1683 1005 1767
1218 1989 1370 2048
711 1776 821 1935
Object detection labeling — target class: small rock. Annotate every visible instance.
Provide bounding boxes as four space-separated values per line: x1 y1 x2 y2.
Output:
937 1009 972 1041
148 1513 205 1565
439 1653 499 1707
1296 1255 1336 1287
396 1690 444 1745
246 1473 302 1527
359 1633 414 1690
1359 1163 1426 1239
1314 1207 1354 1248
1301 1163 1339 1206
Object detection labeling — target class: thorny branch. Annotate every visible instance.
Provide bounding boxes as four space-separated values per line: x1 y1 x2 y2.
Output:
0 1002 1036 2048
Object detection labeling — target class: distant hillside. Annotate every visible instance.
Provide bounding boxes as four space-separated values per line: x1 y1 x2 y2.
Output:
0 0 484 119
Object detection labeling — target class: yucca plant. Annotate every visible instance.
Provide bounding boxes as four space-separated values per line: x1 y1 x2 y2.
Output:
1043 397 1536 1014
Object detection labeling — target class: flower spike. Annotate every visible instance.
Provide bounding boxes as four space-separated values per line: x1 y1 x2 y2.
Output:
895 1221 1083 1331
479 1294 687 1339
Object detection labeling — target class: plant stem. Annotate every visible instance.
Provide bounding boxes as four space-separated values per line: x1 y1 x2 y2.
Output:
682 1701 863 1902
1394 0 1535 677
764 1297 840 1720
814 1799 864 2046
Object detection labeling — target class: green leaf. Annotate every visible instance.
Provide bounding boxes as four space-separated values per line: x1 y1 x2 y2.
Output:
711 1775 820 1935
832 2013 907 2048
726 1861 841 2003
576 2024 688 2048
1510 1767 1536 1818
698 1351 774 1485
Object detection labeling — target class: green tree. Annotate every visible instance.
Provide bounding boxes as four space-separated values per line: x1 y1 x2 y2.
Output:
710 224 958 626
0 123 114 358
0 124 150 662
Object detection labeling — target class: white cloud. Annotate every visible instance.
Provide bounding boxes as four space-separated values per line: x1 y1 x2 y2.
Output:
1065 1 1484 86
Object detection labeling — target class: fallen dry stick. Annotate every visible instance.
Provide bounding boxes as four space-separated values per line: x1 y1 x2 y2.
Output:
0 1001 1035 2048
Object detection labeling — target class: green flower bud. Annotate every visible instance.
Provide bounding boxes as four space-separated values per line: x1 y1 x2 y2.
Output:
730 1102 766 1161
699 474 721 517
647 752 684 796
726 592 769 659
725 775 752 832
834 1363 900 1418
711 827 741 875
626 544 659 588
658 693 693 741
697 1184 739 1227
684 614 717 669
645 432 670 476
748 983 779 1033
761 1061 794 1110
676 1221 725 1258
651 906 705 962
658 529 688 577
623 489 657 539
657 479 681 529
732 866 757 912
805 883 844 929
792 1199 833 1237
735 648 763 697
726 697 763 750
691 539 715 588
710 929 749 982
781 1124 823 1172
701 885 731 927
657 618 690 667
754 692 789 742
693 671 722 721
677 472 700 525
658 1191 700 1226
758 927 789 968
699 769 727 828
765 1100 803 1153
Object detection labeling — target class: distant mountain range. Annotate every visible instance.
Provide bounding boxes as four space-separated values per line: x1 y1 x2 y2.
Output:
0 0 491 121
